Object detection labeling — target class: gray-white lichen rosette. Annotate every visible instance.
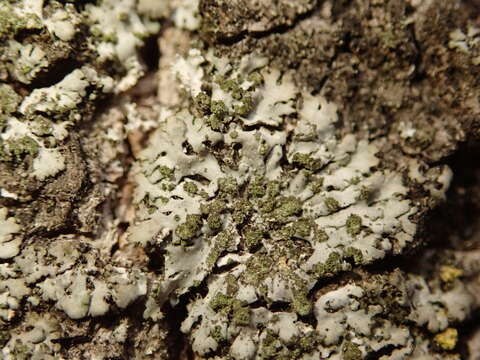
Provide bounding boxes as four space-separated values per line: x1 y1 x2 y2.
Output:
129 50 462 359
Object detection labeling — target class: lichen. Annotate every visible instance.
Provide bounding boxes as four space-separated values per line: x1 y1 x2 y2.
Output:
128 49 458 358
175 214 203 242
1 0 478 359
0 207 21 259
0 1 168 358
0 84 21 118
346 214 362 237
343 341 362 360
439 265 464 283
434 328 458 351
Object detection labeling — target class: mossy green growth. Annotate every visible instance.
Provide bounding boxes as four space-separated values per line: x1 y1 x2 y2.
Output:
243 254 274 286
273 197 302 219
30 116 53 136
356 185 371 202
350 176 361 185
324 197 340 212
201 199 227 215
233 95 254 117
266 180 281 197
297 332 319 355
258 139 269 156
0 5 17 37
206 231 232 268
292 153 322 171
0 4 42 37
346 214 362 237
247 72 264 86
232 198 252 224
313 251 343 276
216 75 256 116
207 114 223 131
343 341 362 360
244 228 263 250
0 84 21 115
273 225 295 242
259 330 284 359
293 219 313 238
210 292 233 314
91 28 118 43
157 165 174 180
230 87 244 101
247 176 267 198
218 176 238 196
345 247 363 265
225 273 239 296
259 198 275 214
232 305 250 326
183 181 198 195
314 228 329 243
211 100 227 118
194 92 211 115
210 325 225 342
218 77 243 100
207 213 223 231
10 340 32 360
175 214 202 242
209 292 250 326
141 194 158 214
0 330 10 347
292 289 312 316
0 136 39 163
161 182 176 191
258 329 315 360
206 100 231 131
310 177 324 194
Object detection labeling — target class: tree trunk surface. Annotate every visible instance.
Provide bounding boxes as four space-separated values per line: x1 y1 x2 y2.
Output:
0 1 480 359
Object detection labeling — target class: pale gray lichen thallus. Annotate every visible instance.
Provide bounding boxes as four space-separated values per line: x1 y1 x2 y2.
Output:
127 49 458 359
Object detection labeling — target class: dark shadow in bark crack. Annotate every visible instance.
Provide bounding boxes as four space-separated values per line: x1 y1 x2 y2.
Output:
421 140 480 359
424 140 480 251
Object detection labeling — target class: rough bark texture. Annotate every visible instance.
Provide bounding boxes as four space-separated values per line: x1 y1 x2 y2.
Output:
0 0 479 359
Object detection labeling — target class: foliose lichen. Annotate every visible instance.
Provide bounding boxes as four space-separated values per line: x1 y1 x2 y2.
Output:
128 49 464 358
0 0 170 358
1 0 479 359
